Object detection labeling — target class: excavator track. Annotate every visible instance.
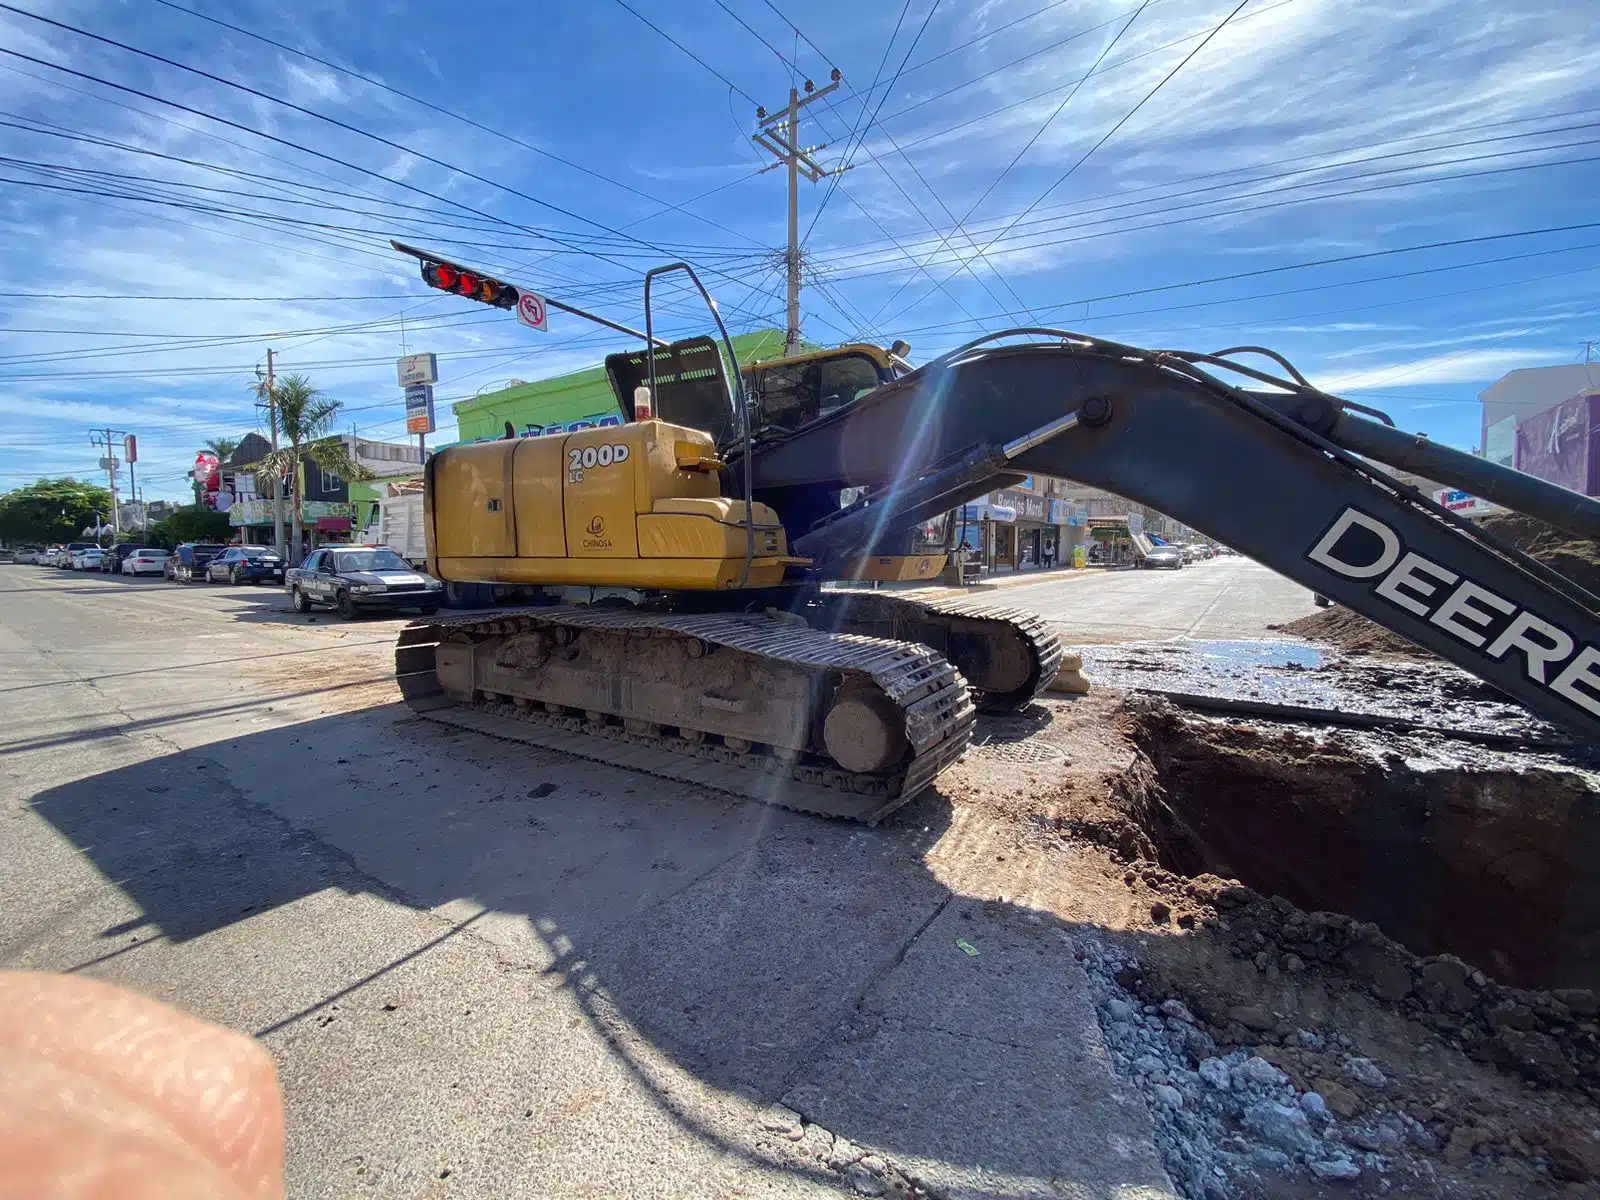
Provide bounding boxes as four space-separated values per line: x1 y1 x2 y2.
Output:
814 591 1063 712
394 606 974 823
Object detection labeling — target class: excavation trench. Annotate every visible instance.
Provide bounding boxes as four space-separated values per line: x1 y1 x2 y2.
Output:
1115 700 1600 991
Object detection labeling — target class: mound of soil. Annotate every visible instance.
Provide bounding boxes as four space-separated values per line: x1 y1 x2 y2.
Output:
1278 511 1600 660
1479 511 1600 597
1277 606 1431 659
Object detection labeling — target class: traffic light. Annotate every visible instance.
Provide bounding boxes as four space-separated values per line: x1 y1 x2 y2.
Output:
420 259 520 309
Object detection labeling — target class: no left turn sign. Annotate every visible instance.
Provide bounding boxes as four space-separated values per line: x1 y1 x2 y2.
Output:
517 290 548 331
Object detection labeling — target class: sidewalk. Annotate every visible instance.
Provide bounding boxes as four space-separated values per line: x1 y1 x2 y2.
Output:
828 563 1134 595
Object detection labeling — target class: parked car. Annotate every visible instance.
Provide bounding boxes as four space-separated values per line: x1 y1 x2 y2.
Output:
102 543 147 574
169 542 227 583
122 548 170 576
12 547 38 564
286 546 443 618
70 547 105 570
59 542 98 568
206 545 286 585
1142 545 1186 570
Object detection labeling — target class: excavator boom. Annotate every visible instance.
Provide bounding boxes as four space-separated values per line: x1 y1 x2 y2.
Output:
738 332 1600 742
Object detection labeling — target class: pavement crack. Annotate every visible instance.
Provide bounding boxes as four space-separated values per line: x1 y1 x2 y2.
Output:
773 891 957 1104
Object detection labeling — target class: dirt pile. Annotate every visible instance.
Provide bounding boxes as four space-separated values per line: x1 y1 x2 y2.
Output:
1479 512 1600 597
1275 510 1600 659
1275 606 1430 658
948 694 1600 1195
1104 898 1600 1194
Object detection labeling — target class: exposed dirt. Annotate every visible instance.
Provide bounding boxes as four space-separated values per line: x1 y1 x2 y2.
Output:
942 690 1600 1197
1478 513 1600 598
1274 511 1600 661
1116 700 1600 991
1275 607 1432 659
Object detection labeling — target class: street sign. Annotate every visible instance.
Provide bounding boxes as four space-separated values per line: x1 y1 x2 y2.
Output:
396 352 439 388
516 290 549 331
404 383 436 435
124 434 137 463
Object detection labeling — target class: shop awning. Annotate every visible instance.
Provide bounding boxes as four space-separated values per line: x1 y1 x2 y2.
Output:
315 516 353 532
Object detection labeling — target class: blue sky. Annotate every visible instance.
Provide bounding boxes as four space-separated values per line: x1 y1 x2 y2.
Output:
2 0 1599 501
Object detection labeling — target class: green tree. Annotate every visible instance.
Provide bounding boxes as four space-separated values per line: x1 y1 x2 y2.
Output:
254 373 371 563
148 506 230 549
0 477 113 545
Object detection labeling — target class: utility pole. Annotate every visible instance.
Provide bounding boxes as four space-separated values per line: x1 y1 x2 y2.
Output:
752 69 845 356
88 427 129 544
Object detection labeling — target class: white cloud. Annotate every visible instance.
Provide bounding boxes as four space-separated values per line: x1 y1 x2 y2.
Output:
1314 347 1569 392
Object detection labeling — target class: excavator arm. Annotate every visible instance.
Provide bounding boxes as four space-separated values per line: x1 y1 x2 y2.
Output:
741 332 1600 742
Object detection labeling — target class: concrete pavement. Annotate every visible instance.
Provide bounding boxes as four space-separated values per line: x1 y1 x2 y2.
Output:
0 565 1201 1199
934 558 1319 643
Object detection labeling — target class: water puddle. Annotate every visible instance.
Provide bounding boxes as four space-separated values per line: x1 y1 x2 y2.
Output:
1076 638 1564 743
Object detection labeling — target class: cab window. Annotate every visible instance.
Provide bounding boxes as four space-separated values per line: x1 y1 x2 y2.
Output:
749 353 886 433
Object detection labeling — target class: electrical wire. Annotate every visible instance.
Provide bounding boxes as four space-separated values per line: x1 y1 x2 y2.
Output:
857 0 1154 333
151 0 769 251
0 6 775 309
797 109 1600 269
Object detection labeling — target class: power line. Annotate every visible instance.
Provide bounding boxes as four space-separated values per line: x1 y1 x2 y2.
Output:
822 140 1600 291
150 0 768 251
796 109 1600 269
0 5 772 306
879 0 1300 151
857 0 1153 332
802 0 929 244
608 0 760 106
879 0 1255 329
874 221 1600 340
727 8 1029 331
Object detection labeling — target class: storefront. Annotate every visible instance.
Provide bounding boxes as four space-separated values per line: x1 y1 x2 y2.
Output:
993 489 1050 569
1087 519 1135 566
956 501 1016 571
228 498 359 552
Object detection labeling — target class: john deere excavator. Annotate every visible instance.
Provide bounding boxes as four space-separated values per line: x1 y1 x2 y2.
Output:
390 246 1600 823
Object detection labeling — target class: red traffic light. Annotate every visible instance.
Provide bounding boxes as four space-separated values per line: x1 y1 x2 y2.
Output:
422 261 458 291
419 259 519 309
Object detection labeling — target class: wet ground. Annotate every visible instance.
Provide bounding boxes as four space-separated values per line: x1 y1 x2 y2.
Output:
1078 639 1573 747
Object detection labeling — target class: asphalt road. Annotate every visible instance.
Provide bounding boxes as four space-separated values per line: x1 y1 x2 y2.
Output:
0 563 1304 1199
979 557 1319 642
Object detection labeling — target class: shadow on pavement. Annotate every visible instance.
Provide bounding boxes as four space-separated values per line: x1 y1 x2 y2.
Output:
23 704 1168 1197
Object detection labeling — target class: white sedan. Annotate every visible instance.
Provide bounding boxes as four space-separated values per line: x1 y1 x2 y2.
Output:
70 547 105 570
122 548 170 576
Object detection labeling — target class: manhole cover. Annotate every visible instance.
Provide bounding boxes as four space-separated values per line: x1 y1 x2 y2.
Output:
968 740 1067 766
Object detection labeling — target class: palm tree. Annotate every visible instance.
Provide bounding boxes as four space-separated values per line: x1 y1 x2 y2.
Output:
254 373 372 564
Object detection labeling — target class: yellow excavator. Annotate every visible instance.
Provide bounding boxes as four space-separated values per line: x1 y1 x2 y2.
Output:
391 246 1600 823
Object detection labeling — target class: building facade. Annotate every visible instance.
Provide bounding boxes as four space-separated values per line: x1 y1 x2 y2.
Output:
221 433 422 550
1478 364 1600 497
450 328 793 443
956 476 1196 573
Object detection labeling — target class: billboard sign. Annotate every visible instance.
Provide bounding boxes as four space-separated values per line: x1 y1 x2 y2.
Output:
404 383 436 435
1433 488 1503 517
396 353 439 388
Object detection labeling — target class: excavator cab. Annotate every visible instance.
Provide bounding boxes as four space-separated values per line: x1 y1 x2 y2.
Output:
740 345 897 437
605 339 902 448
